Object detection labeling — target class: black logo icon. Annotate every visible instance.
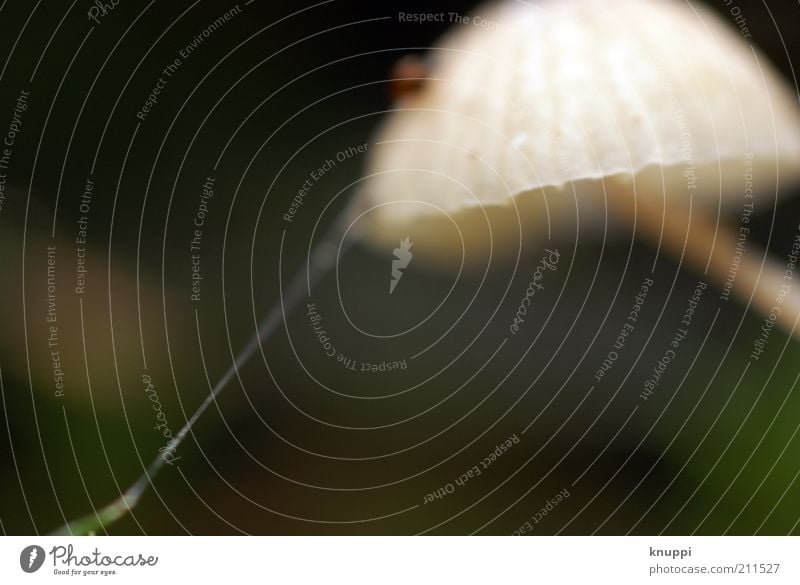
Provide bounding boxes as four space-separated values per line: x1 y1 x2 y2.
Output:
20 545 45 573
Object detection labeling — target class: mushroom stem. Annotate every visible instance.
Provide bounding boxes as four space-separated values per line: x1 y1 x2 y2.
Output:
50 211 355 535
608 181 799 339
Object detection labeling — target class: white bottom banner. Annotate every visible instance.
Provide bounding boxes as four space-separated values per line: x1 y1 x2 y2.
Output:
1 536 796 584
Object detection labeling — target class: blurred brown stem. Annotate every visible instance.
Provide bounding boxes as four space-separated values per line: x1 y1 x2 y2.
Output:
608 181 799 339
51 216 354 535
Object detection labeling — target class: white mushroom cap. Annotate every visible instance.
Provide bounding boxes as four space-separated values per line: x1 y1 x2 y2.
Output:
355 0 800 260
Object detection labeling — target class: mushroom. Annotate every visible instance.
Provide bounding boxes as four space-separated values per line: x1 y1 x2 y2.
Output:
56 0 800 534
355 0 800 334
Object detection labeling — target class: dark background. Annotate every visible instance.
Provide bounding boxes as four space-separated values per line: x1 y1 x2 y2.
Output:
0 0 799 535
